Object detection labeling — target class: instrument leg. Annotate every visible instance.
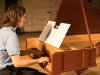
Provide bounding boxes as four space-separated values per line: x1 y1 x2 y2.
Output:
75 68 88 75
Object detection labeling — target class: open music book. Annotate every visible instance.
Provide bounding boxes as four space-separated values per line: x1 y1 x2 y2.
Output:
39 21 71 48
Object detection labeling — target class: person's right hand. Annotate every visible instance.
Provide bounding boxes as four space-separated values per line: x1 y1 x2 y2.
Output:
37 57 49 63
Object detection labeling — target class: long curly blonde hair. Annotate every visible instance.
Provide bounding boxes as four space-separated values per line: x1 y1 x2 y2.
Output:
2 5 26 28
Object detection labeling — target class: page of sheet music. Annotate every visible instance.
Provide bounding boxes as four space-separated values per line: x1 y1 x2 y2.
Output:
45 22 70 48
38 21 55 41
39 21 71 48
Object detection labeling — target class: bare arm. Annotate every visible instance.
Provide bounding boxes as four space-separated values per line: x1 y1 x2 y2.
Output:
11 54 49 67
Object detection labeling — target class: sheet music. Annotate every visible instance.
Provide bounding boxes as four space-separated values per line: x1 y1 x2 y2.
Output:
39 21 71 48
38 21 55 41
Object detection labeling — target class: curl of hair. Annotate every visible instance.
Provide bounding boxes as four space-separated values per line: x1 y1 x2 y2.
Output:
2 5 26 27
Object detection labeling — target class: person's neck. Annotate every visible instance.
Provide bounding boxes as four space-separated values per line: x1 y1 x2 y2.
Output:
13 27 17 31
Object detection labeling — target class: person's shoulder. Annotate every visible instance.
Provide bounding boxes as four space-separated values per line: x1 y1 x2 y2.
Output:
0 27 17 36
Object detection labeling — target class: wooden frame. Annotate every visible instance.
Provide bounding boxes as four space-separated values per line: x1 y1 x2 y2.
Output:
26 38 96 75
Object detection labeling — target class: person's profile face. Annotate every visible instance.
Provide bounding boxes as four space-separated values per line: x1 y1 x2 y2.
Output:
18 15 25 28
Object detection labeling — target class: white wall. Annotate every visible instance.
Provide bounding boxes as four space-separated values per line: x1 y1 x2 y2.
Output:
22 0 60 32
